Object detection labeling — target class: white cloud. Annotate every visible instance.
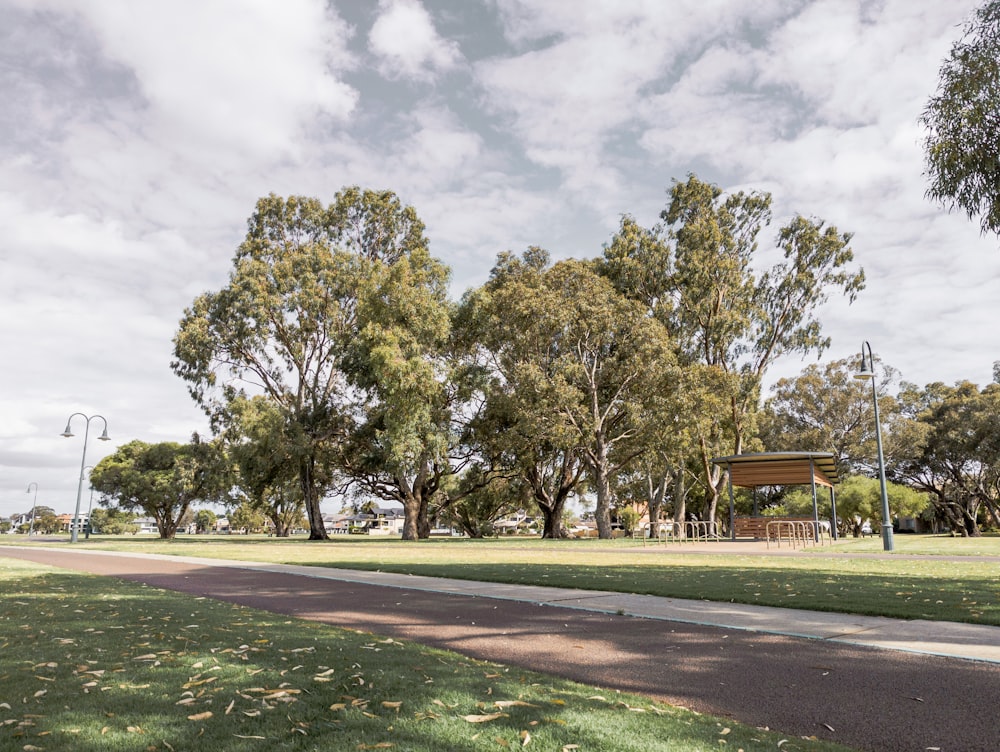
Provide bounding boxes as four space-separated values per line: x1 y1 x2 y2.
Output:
369 0 461 81
77 0 358 157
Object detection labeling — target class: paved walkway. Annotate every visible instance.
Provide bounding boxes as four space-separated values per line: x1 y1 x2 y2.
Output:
3 546 999 752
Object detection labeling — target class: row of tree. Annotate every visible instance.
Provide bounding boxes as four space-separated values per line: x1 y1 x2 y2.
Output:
128 176 859 540
85 176 999 540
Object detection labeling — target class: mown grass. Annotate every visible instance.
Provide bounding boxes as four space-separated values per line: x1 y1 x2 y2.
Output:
0 559 851 752
10 534 998 627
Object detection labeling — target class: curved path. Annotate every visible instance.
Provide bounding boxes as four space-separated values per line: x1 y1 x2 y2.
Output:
2 546 998 752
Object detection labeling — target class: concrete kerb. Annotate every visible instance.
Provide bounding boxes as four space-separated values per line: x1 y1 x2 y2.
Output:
13 546 1000 665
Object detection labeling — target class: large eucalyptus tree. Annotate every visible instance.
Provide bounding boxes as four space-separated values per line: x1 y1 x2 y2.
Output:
172 188 444 539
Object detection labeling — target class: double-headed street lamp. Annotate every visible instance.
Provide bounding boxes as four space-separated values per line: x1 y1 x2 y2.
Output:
61 414 110 543
25 482 38 536
854 342 894 552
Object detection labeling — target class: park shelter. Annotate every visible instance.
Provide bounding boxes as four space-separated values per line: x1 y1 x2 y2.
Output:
711 452 840 541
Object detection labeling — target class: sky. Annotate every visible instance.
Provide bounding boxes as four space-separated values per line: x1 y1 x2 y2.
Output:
2 0 998 519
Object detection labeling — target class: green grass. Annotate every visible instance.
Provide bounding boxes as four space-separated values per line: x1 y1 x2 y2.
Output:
0 559 851 752
11 534 998 627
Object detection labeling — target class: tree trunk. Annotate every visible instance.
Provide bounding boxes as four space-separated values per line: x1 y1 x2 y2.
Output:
417 494 432 539
300 458 329 540
539 496 568 538
401 487 421 541
593 462 613 539
672 471 687 539
646 471 669 538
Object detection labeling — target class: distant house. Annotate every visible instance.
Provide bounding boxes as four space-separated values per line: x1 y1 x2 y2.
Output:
325 508 405 536
56 513 88 534
323 514 352 535
133 517 161 535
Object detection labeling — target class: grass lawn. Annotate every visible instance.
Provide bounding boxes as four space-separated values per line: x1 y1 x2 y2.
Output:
4 534 998 627
0 558 851 752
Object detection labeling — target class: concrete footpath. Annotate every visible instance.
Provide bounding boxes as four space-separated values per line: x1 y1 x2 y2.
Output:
3 546 1000 752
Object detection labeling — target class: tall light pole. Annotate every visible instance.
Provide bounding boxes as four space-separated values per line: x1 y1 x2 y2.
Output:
83 466 95 540
61 414 110 543
25 482 38 536
854 342 894 552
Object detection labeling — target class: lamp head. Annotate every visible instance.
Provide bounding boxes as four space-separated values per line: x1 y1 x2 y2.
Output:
61 422 74 438
854 364 874 381
854 349 875 381
97 427 110 441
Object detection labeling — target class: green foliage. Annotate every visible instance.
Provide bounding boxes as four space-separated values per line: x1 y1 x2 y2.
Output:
760 357 899 475
88 507 138 535
441 473 523 538
174 188 454 541
921 1 1000 234
90 436 232 539
465 251 676 538
891 380 1000 535
783 476 929 537
33 510 61 534
194 508 218 533
616 506 641 532
228 500 274 534
602 175 864 529
225 396 308 537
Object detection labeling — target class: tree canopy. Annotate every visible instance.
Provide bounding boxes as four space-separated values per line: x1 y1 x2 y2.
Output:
90 437 232 539
173 188 439 539
921 1 1000 235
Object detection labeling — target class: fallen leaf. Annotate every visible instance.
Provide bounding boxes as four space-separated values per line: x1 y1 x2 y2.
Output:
187 712 213 721
462 713 508 723
495 701 539 709
520 729 532 746
822 723 835 732
381 701 402 710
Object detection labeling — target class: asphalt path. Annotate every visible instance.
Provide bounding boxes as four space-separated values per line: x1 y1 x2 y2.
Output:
2 547 998 752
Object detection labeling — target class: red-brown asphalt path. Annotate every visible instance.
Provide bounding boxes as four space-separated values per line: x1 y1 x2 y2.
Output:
3 547 999 752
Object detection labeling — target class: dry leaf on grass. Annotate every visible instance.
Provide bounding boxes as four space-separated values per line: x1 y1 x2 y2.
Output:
462 712 508 723
187 712 213 721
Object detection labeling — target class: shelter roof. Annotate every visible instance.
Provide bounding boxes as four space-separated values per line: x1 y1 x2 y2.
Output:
711 451 839 489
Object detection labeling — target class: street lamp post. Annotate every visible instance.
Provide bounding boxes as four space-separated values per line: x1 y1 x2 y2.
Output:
83 466 95 540
61 414 110 543
854 342 894 552
25 482 38 536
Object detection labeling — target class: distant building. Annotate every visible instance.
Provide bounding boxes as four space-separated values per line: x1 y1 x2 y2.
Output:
325 507 405 536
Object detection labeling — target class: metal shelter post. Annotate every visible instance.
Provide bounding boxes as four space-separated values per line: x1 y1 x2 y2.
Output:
809 457 820 542
727 463 735 542
829 486 839 540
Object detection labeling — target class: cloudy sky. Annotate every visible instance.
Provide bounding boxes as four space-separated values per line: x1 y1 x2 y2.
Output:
2 0 998 519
